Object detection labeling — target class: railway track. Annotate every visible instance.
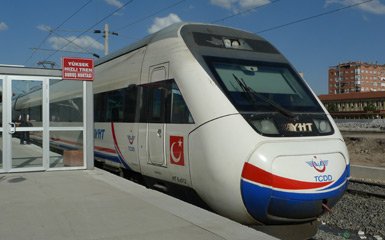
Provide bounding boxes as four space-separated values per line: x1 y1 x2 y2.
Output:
347 178 385 199
314 177 385 240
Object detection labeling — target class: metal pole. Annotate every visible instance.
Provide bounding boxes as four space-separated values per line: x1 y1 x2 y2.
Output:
104 23 109 56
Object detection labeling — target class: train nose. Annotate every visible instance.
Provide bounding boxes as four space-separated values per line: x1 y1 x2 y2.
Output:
240 140 350 224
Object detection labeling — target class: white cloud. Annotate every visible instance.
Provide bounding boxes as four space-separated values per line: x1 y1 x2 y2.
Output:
239 0 271 9
48 35 104 52
210 0 238 9
37 24 52 32
105 0 123 8
325 0 385 15
148 13 182 34
210 0 271 12
0 22 8 31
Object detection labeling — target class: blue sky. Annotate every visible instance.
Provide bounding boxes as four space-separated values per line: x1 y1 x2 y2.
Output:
1 0 385 94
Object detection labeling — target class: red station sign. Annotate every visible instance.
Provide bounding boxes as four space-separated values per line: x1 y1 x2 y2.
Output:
62 57 94 81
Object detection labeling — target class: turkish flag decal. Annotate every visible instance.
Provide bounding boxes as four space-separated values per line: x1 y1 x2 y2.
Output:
170 136 184 166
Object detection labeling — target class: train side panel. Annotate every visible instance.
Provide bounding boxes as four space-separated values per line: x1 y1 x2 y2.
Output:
94 122 141 172
93 47 146 172
94 47 146 94
137 38 196 187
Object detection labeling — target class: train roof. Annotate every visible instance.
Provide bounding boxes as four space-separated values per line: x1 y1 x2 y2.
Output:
94 22 282 66
94 22 185 66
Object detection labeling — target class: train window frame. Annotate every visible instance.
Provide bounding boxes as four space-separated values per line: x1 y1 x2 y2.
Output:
94 79 194 124
204 56 323 114
139 79 194 124
94 86 138 123
125 84 138 123
106 90 123 122
148 86 167 123
94 92 107 122
170 84 194 124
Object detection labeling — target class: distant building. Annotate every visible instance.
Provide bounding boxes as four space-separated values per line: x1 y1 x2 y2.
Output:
328 62 385 94
319 91 385 119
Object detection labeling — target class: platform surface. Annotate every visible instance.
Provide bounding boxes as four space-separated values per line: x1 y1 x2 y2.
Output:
351 164 385 182
0 169 276 240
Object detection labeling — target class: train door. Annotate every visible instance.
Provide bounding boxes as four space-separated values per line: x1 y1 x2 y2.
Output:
146 63 169 166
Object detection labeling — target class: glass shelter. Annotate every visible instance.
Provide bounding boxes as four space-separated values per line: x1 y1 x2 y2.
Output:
0 66 93 173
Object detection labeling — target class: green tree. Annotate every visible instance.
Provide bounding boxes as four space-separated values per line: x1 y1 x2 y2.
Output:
363 104 376 112
327 103 338 113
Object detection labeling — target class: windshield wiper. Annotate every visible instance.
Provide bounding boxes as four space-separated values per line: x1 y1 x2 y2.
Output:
232 74 295 118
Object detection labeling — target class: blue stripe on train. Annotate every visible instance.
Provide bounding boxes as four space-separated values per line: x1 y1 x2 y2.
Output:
94 151 131 170
241 165 349 223
51 141 131 170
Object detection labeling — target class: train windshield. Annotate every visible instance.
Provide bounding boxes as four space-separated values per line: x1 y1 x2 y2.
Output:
207 59 323 114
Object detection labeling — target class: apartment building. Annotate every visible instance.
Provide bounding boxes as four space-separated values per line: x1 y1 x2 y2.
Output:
328 62 385 94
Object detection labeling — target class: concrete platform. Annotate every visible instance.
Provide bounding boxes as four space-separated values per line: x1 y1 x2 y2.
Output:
0 169 276 240
351 165 385 182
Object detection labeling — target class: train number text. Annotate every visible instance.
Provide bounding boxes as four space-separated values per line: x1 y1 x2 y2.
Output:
172 176 187 185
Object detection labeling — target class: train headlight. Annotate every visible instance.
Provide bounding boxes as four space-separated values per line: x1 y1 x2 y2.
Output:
313 119 332 134
223 38 241 49
252 119 279 135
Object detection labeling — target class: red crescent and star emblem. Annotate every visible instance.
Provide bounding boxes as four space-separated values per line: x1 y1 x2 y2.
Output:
170 136 184 166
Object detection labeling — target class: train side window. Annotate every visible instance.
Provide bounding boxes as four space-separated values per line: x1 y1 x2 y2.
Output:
106 90 125 122
139 86 149 122
148 87 167 123
94 92 106 122
170 81 194 124
139 80 192 124
125 85 138 122
141 81 171 123
95 87 138 123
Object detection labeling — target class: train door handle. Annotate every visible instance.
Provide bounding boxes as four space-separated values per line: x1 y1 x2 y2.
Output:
9 122 16 134
157 129 162 138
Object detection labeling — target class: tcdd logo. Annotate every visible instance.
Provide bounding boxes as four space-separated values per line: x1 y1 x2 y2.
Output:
314 175 333 182
306 156 329 173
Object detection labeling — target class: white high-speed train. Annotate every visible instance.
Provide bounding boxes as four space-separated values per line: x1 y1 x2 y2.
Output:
17 23 351 238
92 22 350 234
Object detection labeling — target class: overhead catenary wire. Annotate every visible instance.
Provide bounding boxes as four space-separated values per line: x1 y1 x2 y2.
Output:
30 47 97 55
42 0 134 62
44 29 101 58
88 0 188 54
47 29 92 33
24 0 93 65
116 0 187 32
30 0 376 65
211 0 281 24
256 0 375 34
